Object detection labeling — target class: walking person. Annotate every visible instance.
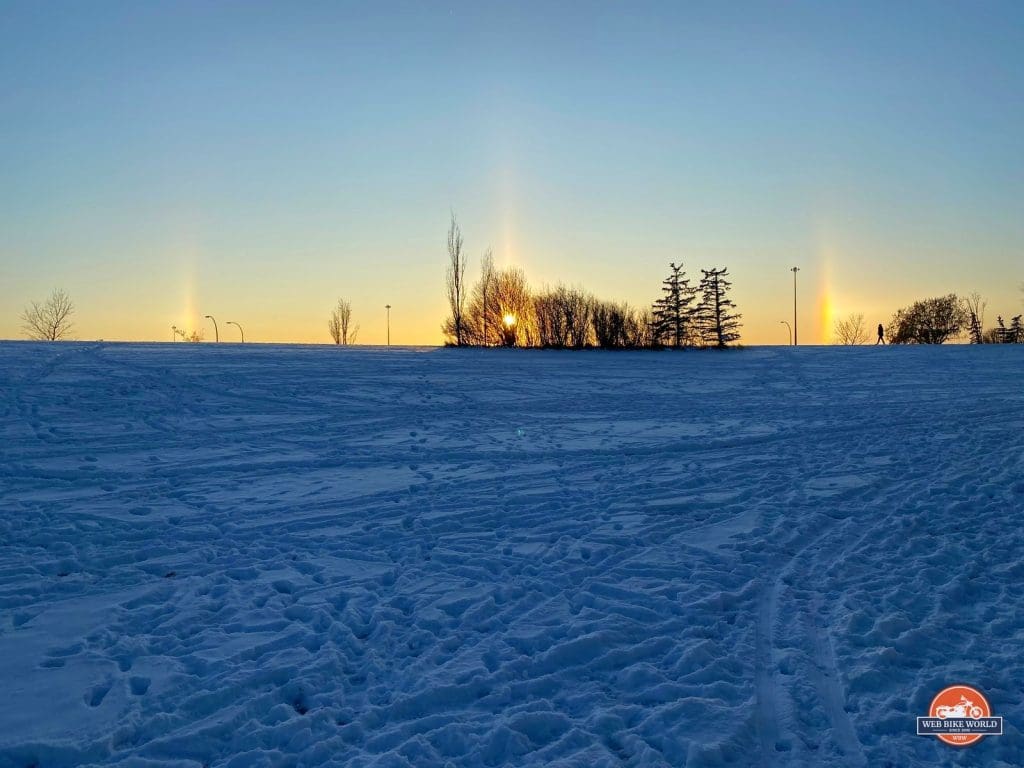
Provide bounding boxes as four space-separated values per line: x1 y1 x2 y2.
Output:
876 323 885 345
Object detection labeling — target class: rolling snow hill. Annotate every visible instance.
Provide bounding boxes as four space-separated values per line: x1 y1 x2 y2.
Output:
1 342 1022 767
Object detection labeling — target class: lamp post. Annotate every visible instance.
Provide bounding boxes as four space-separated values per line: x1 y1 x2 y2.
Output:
385 304 391 346
790 267 800 346
780 320 792 346
225 321 244 343
205 315 219 343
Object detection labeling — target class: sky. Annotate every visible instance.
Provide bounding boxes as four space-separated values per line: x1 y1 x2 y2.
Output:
2 0 1022 345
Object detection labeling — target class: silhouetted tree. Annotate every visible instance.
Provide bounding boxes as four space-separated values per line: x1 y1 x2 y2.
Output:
963 292 987 344
328 311 341 344
888 294 966 344
633 308 655 349
22 289 74 341
697 267 742 347
968 313 984 344
491 266 534 347
592 300 647 348
173 327 203 342
478 249 495 345
833 313 868 345
464 250 501 346
563 286 593 348
986 316 1008 344
652 263 696 348
329 299 358 345
531 285 592 348
591 300 620 348
443 213 468 345
1010 315 1023 344
534 288 570 348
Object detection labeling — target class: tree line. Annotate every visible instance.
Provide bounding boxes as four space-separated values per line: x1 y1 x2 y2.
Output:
832 291 1024 345
14 240 1020 348
443 214 742 349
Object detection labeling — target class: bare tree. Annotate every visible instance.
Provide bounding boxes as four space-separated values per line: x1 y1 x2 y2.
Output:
634 308 655 348
491 266 534 347
962 292 987 344
341 300 358 344
531 284 592 348
22 289 74 341
443 212 468 345
534 288 569 348
328 299 359 345
465 249 497 345
479 249 494 346
832 313 868 345
328 308 341 344
592 300 646 348
563 286 593 348
172 326 203 342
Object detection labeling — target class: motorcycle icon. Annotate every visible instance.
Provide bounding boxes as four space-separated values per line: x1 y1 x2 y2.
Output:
936 696 984 720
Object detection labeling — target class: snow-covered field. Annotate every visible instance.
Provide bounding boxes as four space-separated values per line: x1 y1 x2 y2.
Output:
2 342 1022 768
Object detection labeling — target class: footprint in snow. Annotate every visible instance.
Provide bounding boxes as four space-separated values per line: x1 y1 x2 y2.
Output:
85 681 111 707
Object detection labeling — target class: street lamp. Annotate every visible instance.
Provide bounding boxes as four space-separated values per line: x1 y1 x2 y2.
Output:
780 320 792 346
204 315 219 343
225 321 244 343
790 267 800 346
385 304 391 346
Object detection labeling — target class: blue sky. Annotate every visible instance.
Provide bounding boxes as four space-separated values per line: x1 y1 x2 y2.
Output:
2 1 1022 343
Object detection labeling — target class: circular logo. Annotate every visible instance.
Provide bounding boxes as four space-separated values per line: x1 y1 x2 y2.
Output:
929 685 991 746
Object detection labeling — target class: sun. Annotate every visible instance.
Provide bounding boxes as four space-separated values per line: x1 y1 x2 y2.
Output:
503 313 516 328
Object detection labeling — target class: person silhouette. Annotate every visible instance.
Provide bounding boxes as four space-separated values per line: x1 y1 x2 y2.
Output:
876 323 885 345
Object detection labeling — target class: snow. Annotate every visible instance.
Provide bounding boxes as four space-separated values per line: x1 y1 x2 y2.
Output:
1 341 1023 767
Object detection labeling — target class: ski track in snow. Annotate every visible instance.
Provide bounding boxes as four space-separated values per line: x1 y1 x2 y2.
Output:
1 342 1023 768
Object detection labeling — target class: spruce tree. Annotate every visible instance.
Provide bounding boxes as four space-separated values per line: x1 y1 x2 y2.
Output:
968 312 984 344
651 262 696 348
697 267 742 347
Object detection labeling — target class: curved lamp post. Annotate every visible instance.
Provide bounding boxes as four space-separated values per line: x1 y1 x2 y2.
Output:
225 321 244 343
204 315 219 343
780 320 792 346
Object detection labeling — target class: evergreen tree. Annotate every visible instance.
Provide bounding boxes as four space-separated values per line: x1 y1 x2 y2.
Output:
1011 315 1023 344
651 262 697 348
697 267 742 347
968 312 984 344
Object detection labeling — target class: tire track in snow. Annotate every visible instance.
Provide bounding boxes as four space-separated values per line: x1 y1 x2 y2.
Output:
755 575 783 764
753 347 816 766
807 593 867 767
